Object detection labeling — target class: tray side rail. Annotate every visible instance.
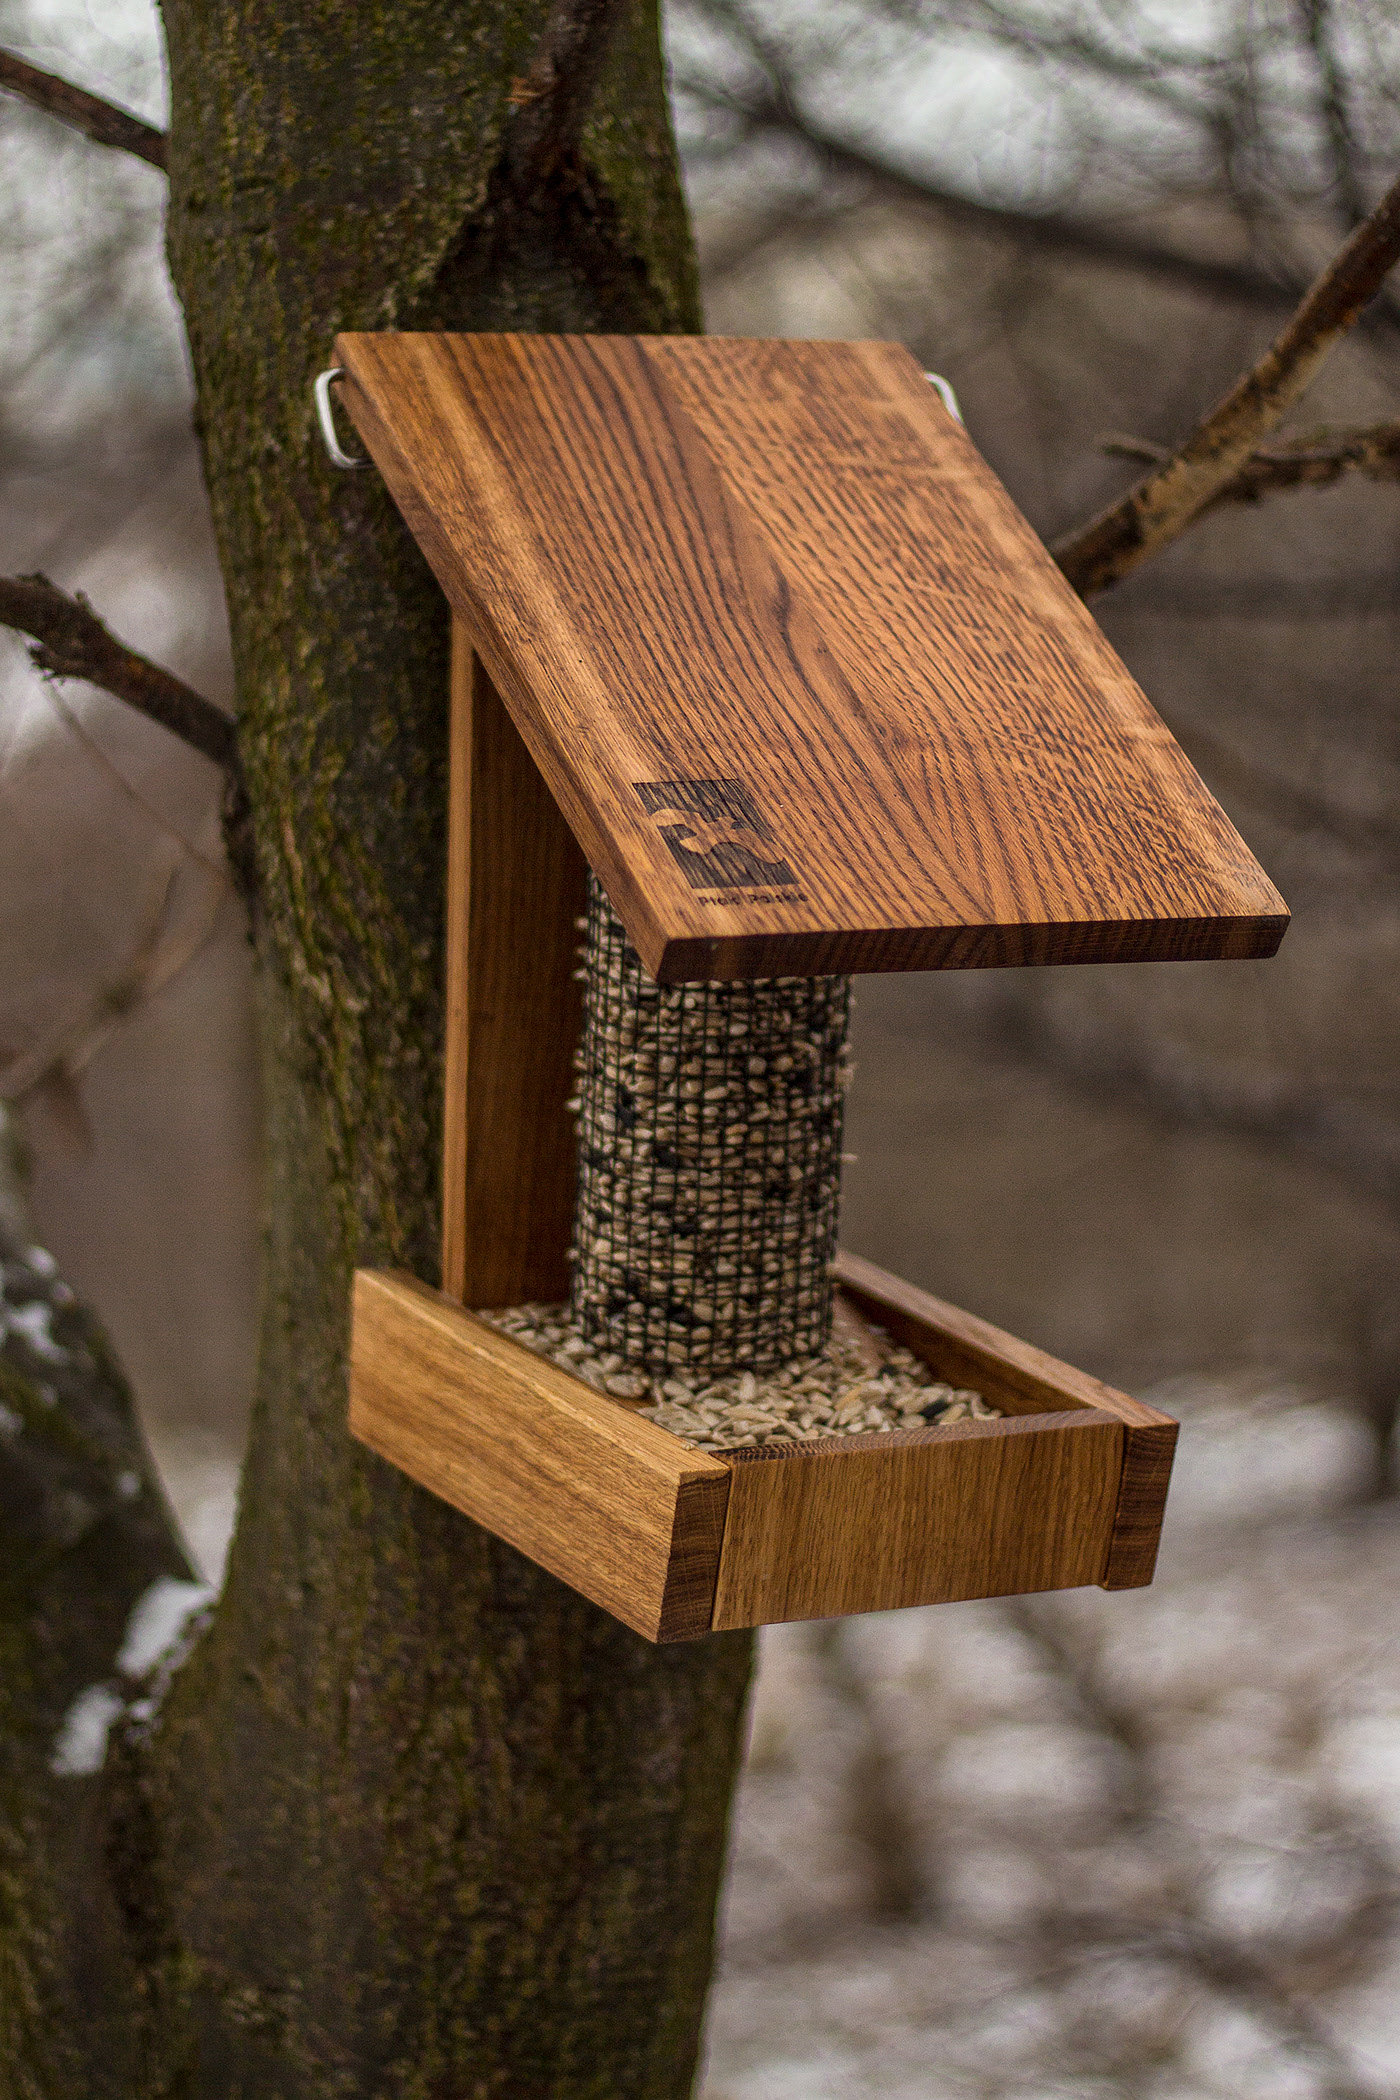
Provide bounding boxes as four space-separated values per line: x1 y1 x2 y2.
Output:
350 1271 731 1641
833 1251 1177 1591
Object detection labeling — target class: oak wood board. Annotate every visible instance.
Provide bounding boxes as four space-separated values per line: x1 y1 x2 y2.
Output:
349 1270 731 1641
441 629 585 1305
334 331 1287 982
834 1250 1178 1591
708 1408 1123 1629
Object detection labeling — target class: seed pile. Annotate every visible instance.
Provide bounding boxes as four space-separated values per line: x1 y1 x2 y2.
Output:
484 1301 998 1452
568 878 851 1378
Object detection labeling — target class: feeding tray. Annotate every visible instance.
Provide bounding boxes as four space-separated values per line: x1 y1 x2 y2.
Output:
349 1251 1176 1642
331 333 1287 982
328 331 1285 1636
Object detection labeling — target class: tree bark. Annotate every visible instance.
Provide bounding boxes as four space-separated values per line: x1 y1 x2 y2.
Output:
2 5 753 2095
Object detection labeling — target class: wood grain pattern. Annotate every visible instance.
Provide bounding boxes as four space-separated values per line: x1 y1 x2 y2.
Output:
334 332 1288 982
1100 1417 1179 1589
709 1409 1124 1628
441 627 586 1305
833 1250 1177 1592
349 1270 730 1641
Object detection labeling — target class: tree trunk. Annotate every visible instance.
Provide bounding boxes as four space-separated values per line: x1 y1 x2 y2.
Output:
2 6 753 2095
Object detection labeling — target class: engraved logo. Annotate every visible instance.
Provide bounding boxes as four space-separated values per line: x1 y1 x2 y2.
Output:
635 777 797 892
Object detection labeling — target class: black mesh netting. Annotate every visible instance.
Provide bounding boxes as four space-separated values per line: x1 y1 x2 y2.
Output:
569 877 852 1378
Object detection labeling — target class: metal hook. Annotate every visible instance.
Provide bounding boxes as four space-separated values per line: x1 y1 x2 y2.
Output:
923 372 963 424
314 367 370 468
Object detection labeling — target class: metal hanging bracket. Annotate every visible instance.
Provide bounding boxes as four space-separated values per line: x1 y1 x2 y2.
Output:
314 366 370 468
924 371 962 422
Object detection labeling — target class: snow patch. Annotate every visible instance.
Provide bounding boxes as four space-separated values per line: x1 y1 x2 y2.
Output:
116 1576 213 1677
50 1684 124 1777
4 1300 70 1363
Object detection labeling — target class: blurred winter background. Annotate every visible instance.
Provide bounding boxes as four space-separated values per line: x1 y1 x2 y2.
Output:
2 1 1400 2092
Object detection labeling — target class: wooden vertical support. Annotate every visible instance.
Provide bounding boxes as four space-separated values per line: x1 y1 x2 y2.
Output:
441 620 588 1307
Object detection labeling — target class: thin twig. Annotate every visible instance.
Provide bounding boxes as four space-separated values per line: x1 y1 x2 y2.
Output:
1053 169 1400 595
43 684 226 877
1098 433 1172 464
0 573 235 774
676 0 1393 322
0 48 167 169
1297 0 1369 229
1001 1597 1399 2098
0 858 228 1108
1101 419 1400 506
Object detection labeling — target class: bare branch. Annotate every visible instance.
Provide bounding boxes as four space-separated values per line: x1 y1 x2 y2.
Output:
1101 418 1400 507
676 0 1400 320
681 64 1321 317
0 48 167 169
0 573 235 775
1205 419 1400 504
1054 168 1400 594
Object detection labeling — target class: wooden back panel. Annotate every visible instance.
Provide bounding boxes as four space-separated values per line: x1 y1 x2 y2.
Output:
335 332 1287 983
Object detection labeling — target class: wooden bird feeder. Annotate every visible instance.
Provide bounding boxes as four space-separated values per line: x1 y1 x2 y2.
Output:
335 333 1287 1642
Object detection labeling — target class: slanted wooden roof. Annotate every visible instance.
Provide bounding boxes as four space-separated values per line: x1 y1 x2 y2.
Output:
334 332 1287 982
